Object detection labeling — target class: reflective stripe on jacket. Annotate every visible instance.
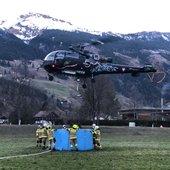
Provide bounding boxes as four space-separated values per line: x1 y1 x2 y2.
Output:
93 129 101 141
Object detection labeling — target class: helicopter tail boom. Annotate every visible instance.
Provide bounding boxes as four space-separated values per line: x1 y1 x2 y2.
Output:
92 64 156 76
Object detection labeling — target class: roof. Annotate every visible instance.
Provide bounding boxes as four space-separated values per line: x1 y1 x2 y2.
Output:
0 116 8 119
34 111 49 118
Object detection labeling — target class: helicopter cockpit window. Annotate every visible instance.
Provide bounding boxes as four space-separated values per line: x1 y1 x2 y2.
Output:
66 51 79 59
55 51 65 59
44 51 57 61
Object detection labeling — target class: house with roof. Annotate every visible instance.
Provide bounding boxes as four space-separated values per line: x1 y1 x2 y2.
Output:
34 109 64 125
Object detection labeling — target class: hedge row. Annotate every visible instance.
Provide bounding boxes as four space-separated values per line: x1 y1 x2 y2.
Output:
62 119 170 127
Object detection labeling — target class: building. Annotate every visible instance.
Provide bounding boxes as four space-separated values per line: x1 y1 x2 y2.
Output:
0 116 8 124
119 107 170 121
34 110 64 125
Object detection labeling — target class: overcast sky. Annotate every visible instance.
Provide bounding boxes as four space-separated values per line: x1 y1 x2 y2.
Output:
0 0 170 34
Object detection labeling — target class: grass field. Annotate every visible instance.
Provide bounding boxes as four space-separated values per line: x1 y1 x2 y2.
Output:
31 79 73 98
1 125 170 169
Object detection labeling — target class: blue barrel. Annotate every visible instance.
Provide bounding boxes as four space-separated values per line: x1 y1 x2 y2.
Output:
53 129 94 151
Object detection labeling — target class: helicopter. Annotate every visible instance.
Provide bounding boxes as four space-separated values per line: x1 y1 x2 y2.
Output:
42 41 157 88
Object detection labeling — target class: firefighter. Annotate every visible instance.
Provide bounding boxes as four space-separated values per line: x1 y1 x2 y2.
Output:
93 126 102 149
36 125 42 147
46 125 55 150
92 123 96 146
68 124 79 151
41 125 48 149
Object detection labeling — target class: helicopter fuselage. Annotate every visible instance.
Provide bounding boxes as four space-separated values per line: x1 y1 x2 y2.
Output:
42 50 157 79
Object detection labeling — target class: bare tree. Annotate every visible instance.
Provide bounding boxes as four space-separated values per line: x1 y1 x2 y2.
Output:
79 75 120 124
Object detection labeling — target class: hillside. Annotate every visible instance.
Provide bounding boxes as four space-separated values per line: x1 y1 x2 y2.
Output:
0 13 169 116
29 30 170 108
0 29 43 60
0 59 82 124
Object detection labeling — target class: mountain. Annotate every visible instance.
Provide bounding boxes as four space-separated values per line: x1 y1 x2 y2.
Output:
0 12 102 43
123 31 170 42
0 29 43 60
0 12 170 110
28 28 170 108
1 12 170 44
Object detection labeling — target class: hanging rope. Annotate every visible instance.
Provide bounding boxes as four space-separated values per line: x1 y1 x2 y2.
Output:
147 71 166 83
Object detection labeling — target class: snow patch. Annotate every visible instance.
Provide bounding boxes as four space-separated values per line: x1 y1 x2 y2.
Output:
161 34 169 41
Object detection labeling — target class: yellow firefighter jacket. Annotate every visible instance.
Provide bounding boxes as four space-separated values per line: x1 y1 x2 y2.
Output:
47 128 54 141
69 128 77 140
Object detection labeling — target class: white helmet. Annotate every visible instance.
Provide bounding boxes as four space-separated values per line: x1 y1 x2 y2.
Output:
92 123 96 128
95 126 99 130
42 120 49 128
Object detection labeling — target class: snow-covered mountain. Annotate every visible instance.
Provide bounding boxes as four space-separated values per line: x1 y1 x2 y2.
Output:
123 31 170 41
0 12 102 42
0 12 170 109
1 12 170 44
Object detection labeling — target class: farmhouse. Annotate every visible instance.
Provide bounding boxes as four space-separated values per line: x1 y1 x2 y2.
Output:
34 110 64 125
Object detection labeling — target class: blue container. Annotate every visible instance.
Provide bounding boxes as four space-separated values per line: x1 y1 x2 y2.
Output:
53 129 70 151
77 129 94 151
53 129 93 151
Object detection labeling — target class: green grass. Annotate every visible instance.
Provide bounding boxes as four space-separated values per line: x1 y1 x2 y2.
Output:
31 79 70 97
1 126 170 169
